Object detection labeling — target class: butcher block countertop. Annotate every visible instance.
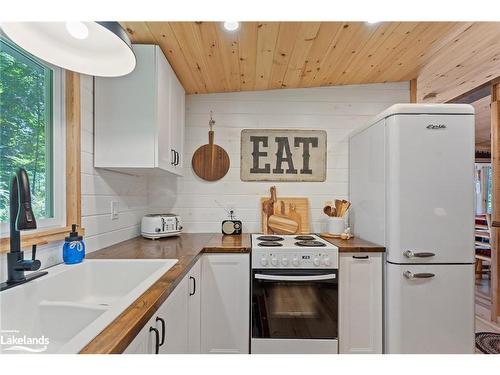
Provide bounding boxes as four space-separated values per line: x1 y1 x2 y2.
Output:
80 233 250 354
79 232 382 354
320 236 386 253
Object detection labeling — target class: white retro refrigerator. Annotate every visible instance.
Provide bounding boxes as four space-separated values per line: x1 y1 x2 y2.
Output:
349 104 475 354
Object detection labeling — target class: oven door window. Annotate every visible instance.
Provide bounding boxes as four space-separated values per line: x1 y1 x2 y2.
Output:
252 269 338 339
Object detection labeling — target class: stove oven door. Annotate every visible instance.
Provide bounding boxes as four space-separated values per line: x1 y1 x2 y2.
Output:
252 269 338 348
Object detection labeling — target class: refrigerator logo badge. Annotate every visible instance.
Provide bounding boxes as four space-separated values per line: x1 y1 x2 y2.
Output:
426 124 447 129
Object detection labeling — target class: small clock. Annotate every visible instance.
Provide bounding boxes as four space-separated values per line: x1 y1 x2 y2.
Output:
222 220 242 235
221 209 242 235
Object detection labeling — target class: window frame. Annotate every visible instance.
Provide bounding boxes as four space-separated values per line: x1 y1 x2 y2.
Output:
0 35 66 236
0 55 83 253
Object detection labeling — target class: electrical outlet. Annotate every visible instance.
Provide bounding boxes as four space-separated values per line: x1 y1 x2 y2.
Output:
111 201 119 220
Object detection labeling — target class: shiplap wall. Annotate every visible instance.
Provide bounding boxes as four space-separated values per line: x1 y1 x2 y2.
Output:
151 82 410 233
79 75 149 251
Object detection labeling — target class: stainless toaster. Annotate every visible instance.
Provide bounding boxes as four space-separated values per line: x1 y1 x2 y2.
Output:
141 214 182 239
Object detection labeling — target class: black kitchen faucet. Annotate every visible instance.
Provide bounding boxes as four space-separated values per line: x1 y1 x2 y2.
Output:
0 168 48 292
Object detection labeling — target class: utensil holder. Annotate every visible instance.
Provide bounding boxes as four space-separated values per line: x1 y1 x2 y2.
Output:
327 217 345 235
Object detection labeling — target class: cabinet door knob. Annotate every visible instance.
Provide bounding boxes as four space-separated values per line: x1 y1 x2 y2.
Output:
155 316 166 346
149 326 160 354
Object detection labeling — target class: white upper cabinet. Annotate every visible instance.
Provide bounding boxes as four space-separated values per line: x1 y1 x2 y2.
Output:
95 44 185 176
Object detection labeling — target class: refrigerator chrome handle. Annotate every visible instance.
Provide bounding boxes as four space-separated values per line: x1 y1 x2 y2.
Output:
403 250 435 258
403 270 435 279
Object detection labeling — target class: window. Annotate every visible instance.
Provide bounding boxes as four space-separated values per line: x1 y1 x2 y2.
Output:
0 35 65 234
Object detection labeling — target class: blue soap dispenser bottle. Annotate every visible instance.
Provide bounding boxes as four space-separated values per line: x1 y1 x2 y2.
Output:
63 224 85 264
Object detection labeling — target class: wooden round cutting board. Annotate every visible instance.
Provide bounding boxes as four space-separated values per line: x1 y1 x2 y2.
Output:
191 130 230 181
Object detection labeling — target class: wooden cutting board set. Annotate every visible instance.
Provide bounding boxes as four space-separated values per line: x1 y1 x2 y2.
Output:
261 186 310 234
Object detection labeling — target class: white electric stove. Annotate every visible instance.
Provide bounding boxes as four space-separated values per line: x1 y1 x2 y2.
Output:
251 234 338 269
250 234 339 354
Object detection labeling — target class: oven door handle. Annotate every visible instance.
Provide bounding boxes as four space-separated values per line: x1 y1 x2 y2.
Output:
254 273 336 281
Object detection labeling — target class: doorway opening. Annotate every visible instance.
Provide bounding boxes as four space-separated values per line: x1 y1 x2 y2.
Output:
451 80 500 333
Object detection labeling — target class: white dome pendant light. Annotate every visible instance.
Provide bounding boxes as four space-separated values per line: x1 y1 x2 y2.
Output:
0 22 136 77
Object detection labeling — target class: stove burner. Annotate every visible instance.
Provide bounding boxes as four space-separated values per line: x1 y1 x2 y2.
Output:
294 235 315 241
258 241 283 247
256 235 284 241
295 240 326 247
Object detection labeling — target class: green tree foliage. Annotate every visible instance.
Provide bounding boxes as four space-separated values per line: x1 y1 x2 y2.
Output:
0 38 52 222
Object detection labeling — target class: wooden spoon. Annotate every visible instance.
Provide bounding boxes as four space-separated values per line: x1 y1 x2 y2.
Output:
335 200 342 217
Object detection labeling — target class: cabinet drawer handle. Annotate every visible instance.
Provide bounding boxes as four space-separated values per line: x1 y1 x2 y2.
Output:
155 316 166 346
403 271 435 279
189 276 196 296
404 251 435 258
171 149 175 165
175 150 179 166
149 326 160 354
352 255 369 259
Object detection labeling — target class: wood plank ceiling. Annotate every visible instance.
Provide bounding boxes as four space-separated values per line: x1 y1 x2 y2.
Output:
120 22 500 104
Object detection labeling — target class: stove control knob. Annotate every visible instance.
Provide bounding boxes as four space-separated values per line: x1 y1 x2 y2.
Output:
271 257 278 266
281 257 288 266
323 257 331 266
292 257 299 266
260 257 268 266
313 257 321 266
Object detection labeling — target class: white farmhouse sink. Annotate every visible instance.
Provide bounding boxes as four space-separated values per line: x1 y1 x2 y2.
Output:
0 259 178 354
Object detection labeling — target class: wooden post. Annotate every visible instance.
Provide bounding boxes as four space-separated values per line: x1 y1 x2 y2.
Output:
65 71 82 227
490 82 500 322
410 79 417 103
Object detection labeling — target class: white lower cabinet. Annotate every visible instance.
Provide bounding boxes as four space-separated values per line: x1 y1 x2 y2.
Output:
200 254 250 354
124 255 249 354
124 263 192 354
187 259 202 353
159 275 189 353
339 253 383 354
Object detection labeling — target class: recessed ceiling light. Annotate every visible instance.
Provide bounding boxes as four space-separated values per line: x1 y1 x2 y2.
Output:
223 21 240 32
366 21 380 24
65 21 89 40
